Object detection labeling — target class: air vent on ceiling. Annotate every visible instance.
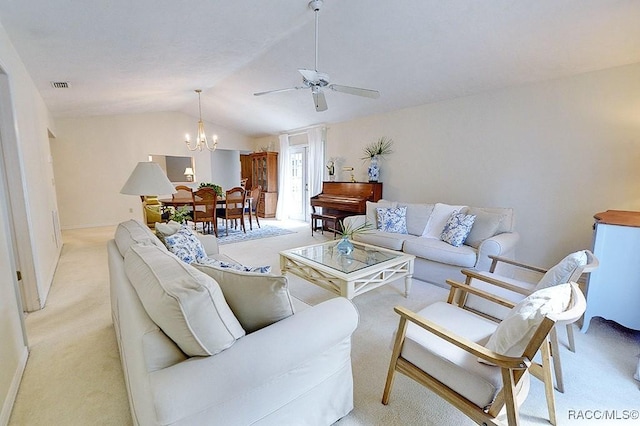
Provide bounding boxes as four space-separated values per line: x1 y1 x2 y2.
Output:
50 81 70 89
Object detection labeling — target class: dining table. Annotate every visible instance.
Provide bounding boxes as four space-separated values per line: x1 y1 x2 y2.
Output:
158 195 257 231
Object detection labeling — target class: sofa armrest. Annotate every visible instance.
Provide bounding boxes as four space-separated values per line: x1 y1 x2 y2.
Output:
149 297 358 425
197 234 220 256
344 215 366 229
474 232 520 271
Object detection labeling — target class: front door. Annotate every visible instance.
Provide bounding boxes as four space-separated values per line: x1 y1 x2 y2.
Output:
288 146 308 221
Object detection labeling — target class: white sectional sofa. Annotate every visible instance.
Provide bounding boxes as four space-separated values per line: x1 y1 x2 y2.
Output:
343 201 519 287
108 219 359 425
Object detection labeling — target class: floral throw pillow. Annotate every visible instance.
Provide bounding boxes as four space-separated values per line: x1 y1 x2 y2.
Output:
376 206 408 234
163 225 207 264
441 213 476 247
195 257 271 274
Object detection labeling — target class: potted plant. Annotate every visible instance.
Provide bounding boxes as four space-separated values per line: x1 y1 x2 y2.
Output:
361 137 393 182
337 221 373 255
169 206 192 224
198 182 224 197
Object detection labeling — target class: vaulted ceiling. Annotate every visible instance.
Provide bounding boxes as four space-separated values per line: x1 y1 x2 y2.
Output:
1 0 639 137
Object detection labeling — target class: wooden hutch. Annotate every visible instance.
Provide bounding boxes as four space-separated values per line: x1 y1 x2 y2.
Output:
250 152 278 218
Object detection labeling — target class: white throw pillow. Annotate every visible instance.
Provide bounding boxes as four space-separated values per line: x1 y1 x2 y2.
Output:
376 206 408 234
483 284 572 361
366 199 397 227
421 203 467 238
155 220 182 243
535 250 588 290
125 244 245 357
440 212 476 247
114 219 165 256
194 263 295 333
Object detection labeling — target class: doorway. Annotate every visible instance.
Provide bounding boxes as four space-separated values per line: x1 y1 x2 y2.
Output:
288 146 309 221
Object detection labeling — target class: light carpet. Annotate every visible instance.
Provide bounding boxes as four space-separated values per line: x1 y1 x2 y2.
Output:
9 219 640 425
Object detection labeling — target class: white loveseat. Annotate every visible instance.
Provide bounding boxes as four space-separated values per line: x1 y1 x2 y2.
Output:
108 219 359 425
343 201 519 288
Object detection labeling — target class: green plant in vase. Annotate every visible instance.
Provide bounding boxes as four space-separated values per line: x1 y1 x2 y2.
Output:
198 182 224 197
337 221 373 255
361 137 393 182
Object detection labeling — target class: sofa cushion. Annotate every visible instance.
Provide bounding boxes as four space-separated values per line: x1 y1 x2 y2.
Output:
366 199 397 227
193 263 295 333
464 209 504 249
483 283 572 360
441 213 476 247
155 220 183 244
124 244 245 357
195 257 271 274
468 207 515 234
376 206 408 234
353 230 417 251
403 237 477 268
397 203 435 236
114 219 166 256
421 203 467 238
535 250 587 290
163 225 207 264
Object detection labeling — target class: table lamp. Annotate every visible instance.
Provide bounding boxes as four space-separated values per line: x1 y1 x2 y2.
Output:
121 162 177 200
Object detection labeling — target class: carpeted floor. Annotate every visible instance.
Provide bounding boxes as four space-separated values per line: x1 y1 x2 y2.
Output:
8 219 640 425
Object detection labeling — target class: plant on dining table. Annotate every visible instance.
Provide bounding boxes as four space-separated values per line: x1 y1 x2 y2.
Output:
198 182 223 197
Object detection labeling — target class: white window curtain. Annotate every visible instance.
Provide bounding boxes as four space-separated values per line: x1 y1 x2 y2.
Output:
275 134 290 220
307 126 325 203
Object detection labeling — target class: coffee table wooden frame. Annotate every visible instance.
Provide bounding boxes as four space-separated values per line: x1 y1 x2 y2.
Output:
280 240 415 300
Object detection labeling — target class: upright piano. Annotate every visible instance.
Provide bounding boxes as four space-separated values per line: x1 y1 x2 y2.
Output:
310 181 383 235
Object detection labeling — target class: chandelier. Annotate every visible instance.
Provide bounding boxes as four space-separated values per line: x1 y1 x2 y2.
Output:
185 89 218 151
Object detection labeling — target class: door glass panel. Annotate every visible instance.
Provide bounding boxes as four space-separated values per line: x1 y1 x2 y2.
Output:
290 151 304 220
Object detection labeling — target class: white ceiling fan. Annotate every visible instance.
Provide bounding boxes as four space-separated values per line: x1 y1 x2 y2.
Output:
254 0 380 112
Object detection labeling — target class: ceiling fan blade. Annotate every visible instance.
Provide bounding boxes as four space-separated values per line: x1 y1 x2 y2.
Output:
329 84 380 99
312 89 327 112
254 86 304 96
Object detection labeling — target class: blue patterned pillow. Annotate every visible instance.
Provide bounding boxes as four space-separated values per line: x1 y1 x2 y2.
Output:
441 213 476 247
163 226 207 264
376 206 408 234
195 257 271 274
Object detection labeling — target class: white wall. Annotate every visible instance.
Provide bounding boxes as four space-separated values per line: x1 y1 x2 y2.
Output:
0 21 56 421
210 149 241 191
323 63 640 267
52 112 253 229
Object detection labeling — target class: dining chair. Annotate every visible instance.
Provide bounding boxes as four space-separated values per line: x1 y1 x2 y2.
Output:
457 250 598 393
245 185 262 230
193 187 218 236
383 281 586 426
220 187 246 236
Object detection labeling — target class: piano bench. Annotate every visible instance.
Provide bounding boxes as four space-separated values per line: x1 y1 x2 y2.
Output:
311 213 348 238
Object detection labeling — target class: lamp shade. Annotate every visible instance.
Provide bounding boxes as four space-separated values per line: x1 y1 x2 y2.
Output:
184 167 194 175
120 162 176 196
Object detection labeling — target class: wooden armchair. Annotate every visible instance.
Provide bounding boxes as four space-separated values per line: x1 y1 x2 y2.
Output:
383 281 586 426
457 250 598 392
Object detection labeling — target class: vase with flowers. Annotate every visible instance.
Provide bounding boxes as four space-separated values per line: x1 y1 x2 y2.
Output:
362 137 393 182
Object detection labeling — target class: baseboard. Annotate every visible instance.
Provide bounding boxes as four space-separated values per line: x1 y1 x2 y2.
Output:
0 346 29 426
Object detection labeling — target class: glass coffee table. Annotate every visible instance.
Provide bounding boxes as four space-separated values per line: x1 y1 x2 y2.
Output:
280 239 415 299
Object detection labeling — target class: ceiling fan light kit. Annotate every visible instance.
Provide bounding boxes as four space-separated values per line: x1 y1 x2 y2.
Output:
254 0 380 112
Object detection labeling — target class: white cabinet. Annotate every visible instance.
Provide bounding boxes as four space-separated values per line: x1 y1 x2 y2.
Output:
581 210 640 333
